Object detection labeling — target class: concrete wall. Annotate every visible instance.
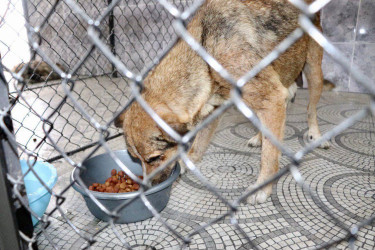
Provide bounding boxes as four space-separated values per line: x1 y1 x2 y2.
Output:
321 0 375 93
28 0 193 76
28 0 375 93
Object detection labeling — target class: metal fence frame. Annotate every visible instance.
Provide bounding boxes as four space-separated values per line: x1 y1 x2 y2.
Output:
0 0 375 249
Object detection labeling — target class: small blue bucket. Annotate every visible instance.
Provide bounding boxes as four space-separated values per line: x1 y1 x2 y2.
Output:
20 160 58 226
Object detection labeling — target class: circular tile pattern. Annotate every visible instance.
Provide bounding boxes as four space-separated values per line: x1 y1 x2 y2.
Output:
317 103 372 130
302 129 375 171
212 121 299 154
324 173 375 221
36 90 375 249
232 122 298 142
211 123 256 153
336 132 375 156
197 152 257 190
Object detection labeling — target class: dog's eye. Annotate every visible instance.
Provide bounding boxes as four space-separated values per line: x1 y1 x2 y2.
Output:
146 155 162 164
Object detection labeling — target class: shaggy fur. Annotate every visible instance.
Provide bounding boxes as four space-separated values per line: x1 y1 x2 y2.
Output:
116 0 328 204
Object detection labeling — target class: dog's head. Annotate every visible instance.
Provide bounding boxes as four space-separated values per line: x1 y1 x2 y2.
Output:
117 100 189 183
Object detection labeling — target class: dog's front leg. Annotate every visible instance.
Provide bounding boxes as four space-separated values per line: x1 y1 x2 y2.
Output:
179 117 221 174
189 117 221 162
245 86 287 205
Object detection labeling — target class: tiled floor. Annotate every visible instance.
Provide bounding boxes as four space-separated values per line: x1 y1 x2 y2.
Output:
34 87 375 249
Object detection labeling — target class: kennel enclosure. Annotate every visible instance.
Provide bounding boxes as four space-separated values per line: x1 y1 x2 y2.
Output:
1 0 375 249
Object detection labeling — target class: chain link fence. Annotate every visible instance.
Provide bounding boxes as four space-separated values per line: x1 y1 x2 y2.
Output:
2 0 194 161
0 0 374 249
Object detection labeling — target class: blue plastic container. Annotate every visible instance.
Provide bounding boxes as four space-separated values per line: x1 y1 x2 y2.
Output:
20 160 58 226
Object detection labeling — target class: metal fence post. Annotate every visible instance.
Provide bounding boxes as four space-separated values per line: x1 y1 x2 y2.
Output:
108 0 118 78
0 65 35 249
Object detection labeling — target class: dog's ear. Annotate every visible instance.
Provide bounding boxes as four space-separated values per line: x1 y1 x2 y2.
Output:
154 104 190 134
114 112 126 128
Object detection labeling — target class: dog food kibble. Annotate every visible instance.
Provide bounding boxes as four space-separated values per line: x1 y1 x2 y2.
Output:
88 169 142 193
111 169 117 176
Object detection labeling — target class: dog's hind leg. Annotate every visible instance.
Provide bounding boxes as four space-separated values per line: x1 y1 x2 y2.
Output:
304 32 330 149
287 82 298 104
247 132 262 147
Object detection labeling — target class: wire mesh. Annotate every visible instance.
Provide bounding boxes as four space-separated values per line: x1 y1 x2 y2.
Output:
0 0 374 249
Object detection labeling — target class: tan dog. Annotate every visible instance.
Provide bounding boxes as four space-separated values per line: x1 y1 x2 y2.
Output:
116 0 329 204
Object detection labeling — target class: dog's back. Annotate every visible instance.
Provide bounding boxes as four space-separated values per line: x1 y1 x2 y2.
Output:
201 0 317 91
120 0 328 199
120 0 320 133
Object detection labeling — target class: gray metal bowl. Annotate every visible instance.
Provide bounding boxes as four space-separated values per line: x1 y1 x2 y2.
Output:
71 150 180 223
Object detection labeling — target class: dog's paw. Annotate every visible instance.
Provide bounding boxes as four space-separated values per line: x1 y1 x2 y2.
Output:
308 133 330 149
248 190 268 205
318 140 330 149
247 185 272 205
247 134 262 147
